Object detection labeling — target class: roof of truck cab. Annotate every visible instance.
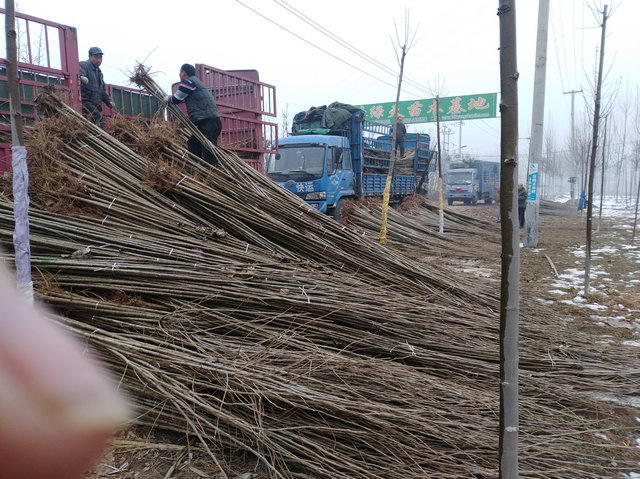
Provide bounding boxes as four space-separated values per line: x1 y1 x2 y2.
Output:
279 135 348 147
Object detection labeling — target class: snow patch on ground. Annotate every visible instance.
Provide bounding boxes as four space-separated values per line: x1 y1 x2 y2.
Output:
461 266 493 278
548 289 568 295
594 394 640 409
536 298 555 305
560 299 607 310
592 245 619 255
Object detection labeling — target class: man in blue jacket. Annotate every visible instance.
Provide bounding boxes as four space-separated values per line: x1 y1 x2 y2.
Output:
79 47 114 129
167 63 222 166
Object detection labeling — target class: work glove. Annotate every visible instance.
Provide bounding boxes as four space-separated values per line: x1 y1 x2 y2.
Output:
166 94 173 104
108 102 116 111
80 75 89 85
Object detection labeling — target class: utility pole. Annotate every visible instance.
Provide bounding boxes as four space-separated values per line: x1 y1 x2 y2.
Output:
458 120 464 160
440 124 453 171
563 88 582 202
585 4 608 298
524 0 550 248
497 1 519 477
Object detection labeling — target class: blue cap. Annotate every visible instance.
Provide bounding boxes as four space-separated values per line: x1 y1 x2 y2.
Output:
89 47 104 56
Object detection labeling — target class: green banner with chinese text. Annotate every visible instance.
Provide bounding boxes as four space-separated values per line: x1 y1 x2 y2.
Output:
360 93 498 124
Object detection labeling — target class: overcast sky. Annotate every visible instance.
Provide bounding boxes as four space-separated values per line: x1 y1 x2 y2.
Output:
10 0 640 173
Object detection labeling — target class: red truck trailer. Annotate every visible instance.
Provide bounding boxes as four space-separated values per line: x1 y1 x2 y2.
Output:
0 8 277 173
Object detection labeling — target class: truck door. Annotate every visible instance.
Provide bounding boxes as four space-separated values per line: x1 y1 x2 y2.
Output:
328 147 354 207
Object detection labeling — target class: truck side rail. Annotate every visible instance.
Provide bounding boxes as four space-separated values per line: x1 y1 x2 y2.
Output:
361 137 435 173
106 84 164 121
362 173 418 196
0 8 80 126
195 64 276 118
363 120 391 136
219 114 278 172
0 9 81 173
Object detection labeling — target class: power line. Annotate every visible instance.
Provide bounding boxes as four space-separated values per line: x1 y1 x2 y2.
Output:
235 0 427 98
272 0 431 96
571 0 577 88
550 1 567 93
556 0 571 93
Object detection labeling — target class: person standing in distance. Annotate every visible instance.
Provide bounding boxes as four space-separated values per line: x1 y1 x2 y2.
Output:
79 47 115 129
517 182 527 229
167 63 222 166
393 116 407 157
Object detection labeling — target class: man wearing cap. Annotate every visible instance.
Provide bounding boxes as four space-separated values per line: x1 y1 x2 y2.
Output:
167 63 221 166
79 47 115 129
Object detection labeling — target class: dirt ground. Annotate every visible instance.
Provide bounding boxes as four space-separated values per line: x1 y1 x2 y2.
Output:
85 200 640 479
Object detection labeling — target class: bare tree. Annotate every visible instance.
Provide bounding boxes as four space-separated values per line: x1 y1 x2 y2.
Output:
425 76 446 233
379 8 418 244
632 137 640 240
281 104 290 138
584 4 609 297
614 86 630 200
541 126 557 198
14 5 49 67
596 115 609 232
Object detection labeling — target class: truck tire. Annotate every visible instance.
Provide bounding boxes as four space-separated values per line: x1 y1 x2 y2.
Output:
471 194 478 206
333 198 346 221
447 198 453 206
485 197 493 205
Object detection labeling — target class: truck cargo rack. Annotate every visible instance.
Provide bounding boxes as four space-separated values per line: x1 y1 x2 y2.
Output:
195 64 276 118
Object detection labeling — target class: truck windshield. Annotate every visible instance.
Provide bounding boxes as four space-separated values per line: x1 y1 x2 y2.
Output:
266 145 325 181
446 171 474 185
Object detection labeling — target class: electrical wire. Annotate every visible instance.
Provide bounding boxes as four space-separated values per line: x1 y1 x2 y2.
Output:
556 0 571 93
272 0 431 96
234 0 428 98
550 1 567 94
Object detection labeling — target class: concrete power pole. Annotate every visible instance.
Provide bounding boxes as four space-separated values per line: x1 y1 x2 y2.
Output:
564 88 582 202
524 0 550 248
458 120 464 160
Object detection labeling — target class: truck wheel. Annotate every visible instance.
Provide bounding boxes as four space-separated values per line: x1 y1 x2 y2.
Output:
447 198 453 206
333 198 346 221
485 197 493 205
471 194 478 206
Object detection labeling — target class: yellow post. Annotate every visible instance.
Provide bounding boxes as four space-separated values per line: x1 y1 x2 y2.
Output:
378 174 393 244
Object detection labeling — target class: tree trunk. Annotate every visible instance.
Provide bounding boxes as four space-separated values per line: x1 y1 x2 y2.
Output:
632 172 640 241
5 0 24 146
379 44 406 245
585 5 608 297
436 97 444 233
498 2 519 478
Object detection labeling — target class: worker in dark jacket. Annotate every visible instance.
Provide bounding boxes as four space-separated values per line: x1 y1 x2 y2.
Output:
392 116 407 157
517 183 527 228
167 63 222 166
79 47 114 129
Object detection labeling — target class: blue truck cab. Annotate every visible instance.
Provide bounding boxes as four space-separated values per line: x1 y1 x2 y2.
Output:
267 109 437 219
444 160 500 206
267 134 354 217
